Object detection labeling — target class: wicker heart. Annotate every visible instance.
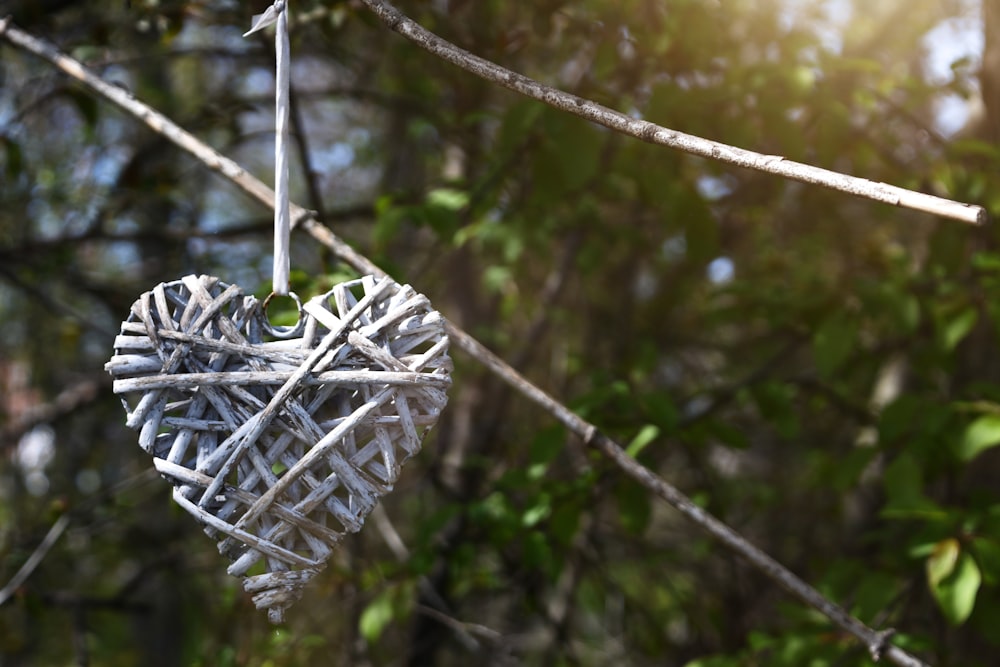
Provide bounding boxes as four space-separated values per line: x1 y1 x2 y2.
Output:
105 274 451 622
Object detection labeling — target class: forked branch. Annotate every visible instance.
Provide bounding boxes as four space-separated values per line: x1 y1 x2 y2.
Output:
0 16 930 667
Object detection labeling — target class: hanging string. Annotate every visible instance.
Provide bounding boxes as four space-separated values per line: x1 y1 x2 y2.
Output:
245 1 290 296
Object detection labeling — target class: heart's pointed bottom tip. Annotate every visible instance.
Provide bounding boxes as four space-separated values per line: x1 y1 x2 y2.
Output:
244 566 325 622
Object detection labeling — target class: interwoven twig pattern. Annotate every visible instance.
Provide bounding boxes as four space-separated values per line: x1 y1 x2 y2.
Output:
106 274 451 622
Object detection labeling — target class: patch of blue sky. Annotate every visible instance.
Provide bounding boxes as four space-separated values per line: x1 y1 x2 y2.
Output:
923 10 982 136
707 256 734 284
313 142 356 172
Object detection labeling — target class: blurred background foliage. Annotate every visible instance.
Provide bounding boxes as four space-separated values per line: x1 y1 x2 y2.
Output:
2 0 1000 665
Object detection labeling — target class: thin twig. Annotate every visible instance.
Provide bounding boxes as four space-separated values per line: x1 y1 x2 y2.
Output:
358 0 985 226
677 336 806 430
0 17 306 228
370 504 506 653
287 82 327 221
415 604 505 645
0 513 71 606
0 264 119 338
441 327 928 667
0 377 104 449
0 18 931 667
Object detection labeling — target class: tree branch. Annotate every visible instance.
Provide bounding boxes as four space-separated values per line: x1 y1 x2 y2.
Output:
0 17 931 667
369 504 505 653
0 513 71 606
0 264 119 338
358 0 985 227
0 377 104 449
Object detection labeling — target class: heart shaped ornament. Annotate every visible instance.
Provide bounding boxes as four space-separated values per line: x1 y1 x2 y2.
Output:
105 274 451 622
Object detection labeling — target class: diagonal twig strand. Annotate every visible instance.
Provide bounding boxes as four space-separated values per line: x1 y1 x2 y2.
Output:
0 17 930 667
0 514 71 607
360 0 985 226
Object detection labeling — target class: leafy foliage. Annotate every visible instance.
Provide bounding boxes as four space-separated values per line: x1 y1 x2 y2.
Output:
2 1 1000 666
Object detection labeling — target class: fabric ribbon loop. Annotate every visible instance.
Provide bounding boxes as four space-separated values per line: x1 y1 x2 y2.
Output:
243 0 286 37
245 1 291 295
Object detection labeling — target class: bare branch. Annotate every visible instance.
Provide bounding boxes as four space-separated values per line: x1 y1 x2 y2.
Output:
358 0 985 227
440 329 925 667
0 377 103 448
0 264 119 338
286 81 327 221
0 18 931 667
370 504 506 653
415 604 505 647
0 514 71 606
0 16 309 229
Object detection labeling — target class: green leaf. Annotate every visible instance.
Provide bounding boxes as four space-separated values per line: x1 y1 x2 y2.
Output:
940 307 977 352
475 491 514 523
521 493 551 527
359 583 414 643
895 293 921 334
419 189 465 240
812 312 857 378
926 538 960 587
482 264 513 294
427 187 469 211
928 545 981 625
359 590 395 643
882 454 943 518
957 415 1000 462
626 424 660 458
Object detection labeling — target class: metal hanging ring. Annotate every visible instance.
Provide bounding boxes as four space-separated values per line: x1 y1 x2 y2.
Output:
261 290 305 339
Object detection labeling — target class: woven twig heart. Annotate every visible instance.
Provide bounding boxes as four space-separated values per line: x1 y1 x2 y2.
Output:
106 274 451 622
